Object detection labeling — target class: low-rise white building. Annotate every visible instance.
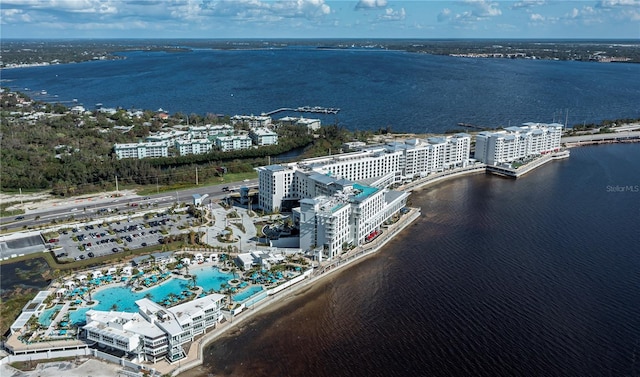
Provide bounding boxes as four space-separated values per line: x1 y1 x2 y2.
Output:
114 142 169 159
215 135 252 152
296 117 321 132
175 138 214 156
231 115 272 128
84 293 225 363
278 116 321 132
250 127 278 146
189 124 233 138
146 130 189 143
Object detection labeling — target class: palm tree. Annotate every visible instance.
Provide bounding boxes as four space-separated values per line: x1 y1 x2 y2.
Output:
189 274 198 290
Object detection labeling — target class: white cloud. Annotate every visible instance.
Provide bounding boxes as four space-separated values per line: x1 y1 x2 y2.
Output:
567 7 580 19
4 0 119 14
462 0 502 17
511 0 546 10
201 0 330 21
378 7 405 21
437 8 452 22
355 0 387 10
597 0 640 8
438 0 502 25
1 0 332 26
0 8 32 23
529 13 545 21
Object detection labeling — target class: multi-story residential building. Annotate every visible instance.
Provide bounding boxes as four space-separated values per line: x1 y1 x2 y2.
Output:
231 115 272 128
250 127 278 146
146 130 189 143
84 294 225 363
114 142 169 159
189 124 233 139
278 116 321 132
215 135 253 152
84 311 166 362
256 134 473 257
175 138 214 156
297 179 409 259
474 123 563 165
256 134 471 211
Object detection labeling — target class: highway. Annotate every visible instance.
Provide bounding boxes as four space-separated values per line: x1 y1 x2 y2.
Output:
0 179 259 231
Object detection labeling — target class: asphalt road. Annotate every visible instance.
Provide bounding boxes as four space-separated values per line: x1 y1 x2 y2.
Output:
0 179 258 229
0 179 259 260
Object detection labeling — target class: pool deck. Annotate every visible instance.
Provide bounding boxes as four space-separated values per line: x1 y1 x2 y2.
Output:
2 206 420 376
166 206 422 376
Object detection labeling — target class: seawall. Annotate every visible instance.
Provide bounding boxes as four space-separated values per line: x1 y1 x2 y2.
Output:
169 208 422 376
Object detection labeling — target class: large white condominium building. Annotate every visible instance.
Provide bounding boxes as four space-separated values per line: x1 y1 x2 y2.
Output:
255 135 469 258
114 142 169 159
256 133 471 212
474 123 563 165
297 180 408 260
215 135 253 152
84 294 225 363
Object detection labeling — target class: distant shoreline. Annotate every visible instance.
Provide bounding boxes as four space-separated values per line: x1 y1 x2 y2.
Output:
2 38 639 69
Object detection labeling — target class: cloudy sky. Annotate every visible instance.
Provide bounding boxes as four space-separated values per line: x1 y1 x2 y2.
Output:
1 0 639 39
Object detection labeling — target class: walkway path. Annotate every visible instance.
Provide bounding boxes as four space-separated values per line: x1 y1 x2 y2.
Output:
201 204 259 253
561 130 640 145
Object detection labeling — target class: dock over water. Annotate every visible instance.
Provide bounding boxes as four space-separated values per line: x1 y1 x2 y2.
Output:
263 106 340 116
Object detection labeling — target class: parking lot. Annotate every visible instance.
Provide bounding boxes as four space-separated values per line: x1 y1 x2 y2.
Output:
48 211 195 261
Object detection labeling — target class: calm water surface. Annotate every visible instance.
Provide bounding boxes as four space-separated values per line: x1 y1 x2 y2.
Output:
3 48 639 133
186 144 640 377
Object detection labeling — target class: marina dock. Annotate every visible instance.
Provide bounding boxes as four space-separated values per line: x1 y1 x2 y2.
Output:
262 106 340 116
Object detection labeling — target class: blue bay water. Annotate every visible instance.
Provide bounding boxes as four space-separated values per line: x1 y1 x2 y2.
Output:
197 144 640 377
2 47 639 133
2 46 640 376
